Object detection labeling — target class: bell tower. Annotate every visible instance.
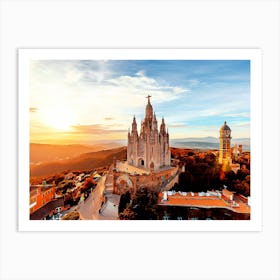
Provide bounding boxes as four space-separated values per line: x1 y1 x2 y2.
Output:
219 121 232 168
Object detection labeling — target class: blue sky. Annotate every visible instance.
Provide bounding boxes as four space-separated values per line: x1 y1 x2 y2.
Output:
30 60 250 144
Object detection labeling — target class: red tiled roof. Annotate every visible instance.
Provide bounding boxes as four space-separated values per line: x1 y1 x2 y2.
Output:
222 189 233 196
158 192 250 214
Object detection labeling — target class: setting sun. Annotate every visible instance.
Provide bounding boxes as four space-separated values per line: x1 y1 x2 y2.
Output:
41 108 76 131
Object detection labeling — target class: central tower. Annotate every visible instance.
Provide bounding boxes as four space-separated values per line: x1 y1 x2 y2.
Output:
127 96 171 171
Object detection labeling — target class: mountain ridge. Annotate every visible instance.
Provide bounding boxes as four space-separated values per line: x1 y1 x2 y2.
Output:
30 146 127 177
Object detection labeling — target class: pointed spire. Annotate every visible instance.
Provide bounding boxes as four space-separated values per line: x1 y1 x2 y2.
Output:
132 115 137 132
160 116 166 134
146 94 152 104
153 112 157 122
145 95 153 121
151 112 158 131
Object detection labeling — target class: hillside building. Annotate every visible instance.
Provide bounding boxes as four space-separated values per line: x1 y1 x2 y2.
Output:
127 95 171 171
30 182 56 214
157 191 250 220
219 121 232 169
29 182 65 220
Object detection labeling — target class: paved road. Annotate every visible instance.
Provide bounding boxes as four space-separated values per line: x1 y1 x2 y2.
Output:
78 175 106 220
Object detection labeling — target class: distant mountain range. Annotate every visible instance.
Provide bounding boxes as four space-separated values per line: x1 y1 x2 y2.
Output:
30 137 250 177
30 146 127 177
170 137 250 150
92 137 250 146
30 143 121 164
172 136 219 143
31 137 250 164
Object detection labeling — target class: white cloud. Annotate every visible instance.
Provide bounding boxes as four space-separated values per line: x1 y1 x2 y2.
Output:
136 70 145 77
187 79 200 87
64 69 83 83
106 74 188 104
107 74 157 89
29 60 250 142
30 61 190 135
223 112 250 118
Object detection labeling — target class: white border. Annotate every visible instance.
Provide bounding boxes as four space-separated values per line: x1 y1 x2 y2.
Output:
18 48 262 231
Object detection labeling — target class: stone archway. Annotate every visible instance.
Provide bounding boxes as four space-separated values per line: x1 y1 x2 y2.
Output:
138 158 144 167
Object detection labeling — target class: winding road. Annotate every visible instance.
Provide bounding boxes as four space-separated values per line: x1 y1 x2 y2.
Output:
78 175 106 220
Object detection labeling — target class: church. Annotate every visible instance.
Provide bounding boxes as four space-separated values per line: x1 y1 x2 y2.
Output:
127 95 171 171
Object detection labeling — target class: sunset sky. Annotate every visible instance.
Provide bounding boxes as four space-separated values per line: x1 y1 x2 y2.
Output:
30 60 250 144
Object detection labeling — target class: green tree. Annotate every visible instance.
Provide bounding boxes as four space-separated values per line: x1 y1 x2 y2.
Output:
119 188 159 220
119 207 136 220
119 191 131 214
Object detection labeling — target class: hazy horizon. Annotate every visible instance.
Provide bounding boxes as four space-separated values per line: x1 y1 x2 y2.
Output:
30 135 251 147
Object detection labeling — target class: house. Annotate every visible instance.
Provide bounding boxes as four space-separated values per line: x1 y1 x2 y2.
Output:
30 197 65 220
30 183 56 214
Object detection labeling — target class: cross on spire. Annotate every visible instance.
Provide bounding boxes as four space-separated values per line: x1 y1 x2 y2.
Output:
146 95 152 103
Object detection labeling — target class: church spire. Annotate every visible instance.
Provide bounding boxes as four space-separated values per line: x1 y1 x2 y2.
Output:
131 115 137 132
145 95 153 121
160 117 166 134
152 112 158 130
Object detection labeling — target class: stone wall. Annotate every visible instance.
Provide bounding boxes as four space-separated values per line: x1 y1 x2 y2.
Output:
116 161 150 175
161 173 179 191
113 164 179 193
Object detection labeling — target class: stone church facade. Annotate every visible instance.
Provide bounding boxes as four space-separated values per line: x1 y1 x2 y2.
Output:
127 96 171 171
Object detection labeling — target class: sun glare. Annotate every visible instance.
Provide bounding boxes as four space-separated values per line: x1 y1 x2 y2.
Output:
41 108 76 131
